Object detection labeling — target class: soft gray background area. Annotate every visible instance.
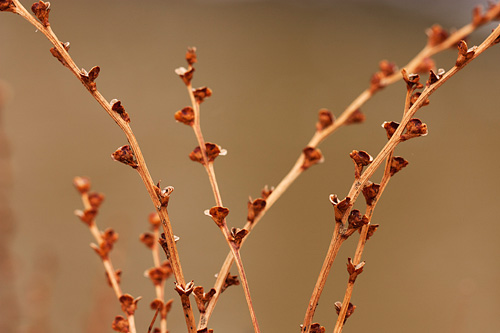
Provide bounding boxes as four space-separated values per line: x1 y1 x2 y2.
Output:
1 0 499 332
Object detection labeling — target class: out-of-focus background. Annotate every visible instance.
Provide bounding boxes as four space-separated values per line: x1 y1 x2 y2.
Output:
1 0 499 332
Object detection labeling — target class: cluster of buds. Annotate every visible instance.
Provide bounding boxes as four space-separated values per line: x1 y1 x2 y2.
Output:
370 60 398 93
193 286 216 313
31 1 50 27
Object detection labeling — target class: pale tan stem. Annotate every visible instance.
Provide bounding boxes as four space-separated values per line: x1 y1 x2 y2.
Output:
128 314 137 333
152 228 167 333
102 259 123 299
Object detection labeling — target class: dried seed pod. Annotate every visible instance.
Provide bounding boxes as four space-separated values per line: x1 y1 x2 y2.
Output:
390 156 409 176
49 41 70 67
193 87 212 103
31 1 50 27
427 68 445 86
119 294 141 315
316 108 334 131
208 206 229 227
74 208 97 226
382 121 400 140
80 66 100 92
220 272 240 293
111 315 129 333
400 118 428 141
426 24 449 47
230 227 249 248
350 150 373 178
362 182 380 206
146 262 173 286
189 143 221 164
111 145 138 168
0 0 16 12
345 109 365 125
110 99 131 123
88 192 105 208
157 185 174 208
139 232 155 249
301 147 323 170
334 301 357 324
456 40 476 67
175 281 195 296
158 233 180 260
401 69 421 90
330 195 351 223
410 92 430 107
309 323 326 333
379 60 397 76
186 47 197 66
347 210 368 230
174 106 195 126
175 66 195 85
364 224 379 240
247 198 266 223
193 286 216 313
347 258 365 283
73 176 91 194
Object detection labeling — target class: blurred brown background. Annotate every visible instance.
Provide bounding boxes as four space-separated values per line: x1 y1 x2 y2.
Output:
1 0 499 332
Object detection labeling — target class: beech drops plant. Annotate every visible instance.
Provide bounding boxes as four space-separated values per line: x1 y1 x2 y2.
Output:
2 0 500 332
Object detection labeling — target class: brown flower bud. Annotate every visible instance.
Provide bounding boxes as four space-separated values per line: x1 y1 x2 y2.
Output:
390 156 409 176
111 145 138 168
247 198 266 223
49 42 70 67
261 185 274 200
329 195 351 223
189 143 222 165
410 92 430 108
111 315 129 333
0 0 16 12
110 99 131 123
31 1 50 27
193 87 212 103
316 109 334 131
362 182 380 206
364 224 379 240
426 24 449 47
74 208 97 226
175 281 195 296
310 323 326 333
334 301 356 324
105 269 122 287
401 69 421 90
301 147 323 170
158 233 180 260
427 68 445 86
456 40 476 67
80 66 100 92
369 71 385 93
119 294 141 315
347 258 365 283
382 121 400 140
88 192 105 209
140 232 155 249
193 286 216 313
400 118 428 141
220 272 240 293
174 106 195 126
148 212 161 228
208 206 229 227
146 261 173 286
186 47 197 66
379 60 397 76
345 109 365 125
347 210 369 230
472 5 487 26
157 185 174 208
73 176 91 194
350 150 373 178
230 227 249 248
175 67 195 85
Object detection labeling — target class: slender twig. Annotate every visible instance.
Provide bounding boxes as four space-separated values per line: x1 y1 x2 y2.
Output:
6 1 197 331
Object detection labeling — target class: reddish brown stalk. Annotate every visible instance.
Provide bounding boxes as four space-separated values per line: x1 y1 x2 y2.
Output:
7 1 197 331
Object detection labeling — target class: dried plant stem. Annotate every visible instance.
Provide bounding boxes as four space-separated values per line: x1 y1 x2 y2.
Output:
151 227 167 333
9 1 197 331
183 83 261 332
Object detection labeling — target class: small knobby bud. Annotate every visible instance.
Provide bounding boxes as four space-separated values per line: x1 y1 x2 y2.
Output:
90 228 119 259
330 195 351 224
111 315 129 333
110 99 131 123
146 261 173 286
345 109 365 125
230 227 249 248
427 68 445 86
301 147 323 170
350 150 373 178
186 47 197 66
88 192 105 208
414 57 435 74
261 185 274 200
139 232 155 249
362 181 380 206
31 1 50 27
309 323 326 333
382 121 400 140
111 145 138 168
410 92 430 108
175 66 195 85
148 212 161 228
189 143 222 165
369 71 384 93
80 66 100 92
193 87 212 103
150 298 173 319
247 198 266 223
208 206 229 228
49 42 70 67
75 208 97 226
347 209 369 230
119 294 141 315
105 269 122 287
400 118 428 141
472 5 487 26
316 108 334 131
334 301 357 324
158 233 180 260
157 185 174 208
456 40 476 67
175 281 195 296
198 329 214 333
347 258 365 283
390 156 409 176
193 286 216 313
363 224 379 240
174 106 195 126
426 24 449 47
379 60 397 76
221 272 240 293
73 176 91 194
0 0 16 12
401 69 422 90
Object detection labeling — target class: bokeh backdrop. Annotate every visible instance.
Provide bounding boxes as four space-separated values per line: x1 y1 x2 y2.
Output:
1 0 499 332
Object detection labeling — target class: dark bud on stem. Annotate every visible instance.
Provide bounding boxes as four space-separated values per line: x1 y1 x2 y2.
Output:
111 145 138 168
175 281 195 296
362 181 380 206
230 227 249 248
334 301 356 324
400 118 428 141
186 47 197 66
456 40 476 67
347 258 365 283
193 286 216 313
139 232 155 249
382 121 399 140
193 87 212 103
426 24 449 47
49 42 70 67
146 261 173 286
80 66 100 92
350 150 373 178
88 192 105 209
74 208 97 226
207 206 229 228
309 323 326 333
220 272 240 293
189 143 222 165
427 68 445 86
316 108 334 131
364 224 379 240
174 106 195 126
0 0 16 12
119 294 141 315
301 147 323 170
347 209 369 230
247 198 266 223
110 99 131 123
390 156 409 176
111 315 129 333
175 66 195 85
410 92 430 108
330 195 351 224
345 109 365 125
401 69 422 90
73 176 91 194
31 1 50 27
